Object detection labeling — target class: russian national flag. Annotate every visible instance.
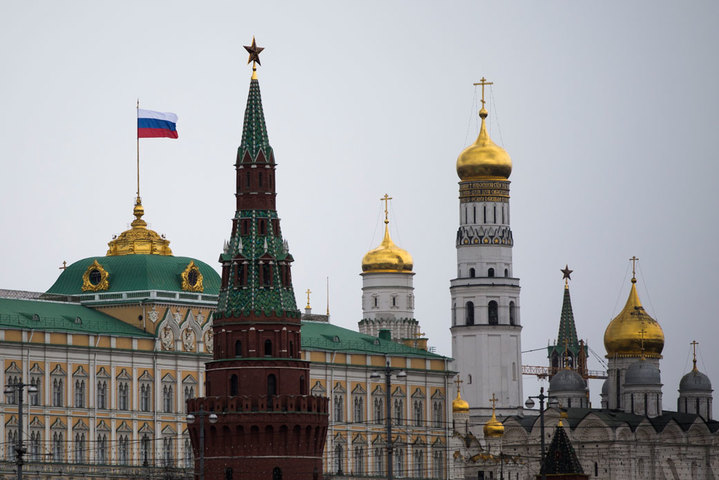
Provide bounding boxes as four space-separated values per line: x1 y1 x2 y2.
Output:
138 109 178 138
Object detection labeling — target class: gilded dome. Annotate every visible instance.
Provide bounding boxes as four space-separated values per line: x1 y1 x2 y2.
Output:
604 276 664 358
107 197 172 256
483 410 504 438
452 390 469 413
361 224 413 273
456 107 512 181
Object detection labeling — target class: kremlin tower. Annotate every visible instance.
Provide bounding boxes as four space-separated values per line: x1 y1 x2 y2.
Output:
187 40 328 480
450 79 522 417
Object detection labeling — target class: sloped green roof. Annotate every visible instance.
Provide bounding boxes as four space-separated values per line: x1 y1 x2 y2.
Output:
46 255 220 296
301 320 447 360
0 297 153 337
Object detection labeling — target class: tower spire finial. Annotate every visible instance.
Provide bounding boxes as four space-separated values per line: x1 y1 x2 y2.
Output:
691 340 699 372
630 256 639 283
380 193 392 225
244 36 264 80
305 288 311 310
561 264 573 289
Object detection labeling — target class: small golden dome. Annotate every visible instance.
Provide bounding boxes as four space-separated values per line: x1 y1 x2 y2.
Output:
483 410 504 438
452 390 469 413
107 197 172 256
361 224 413 273
456 107 512 181
604 276 664 358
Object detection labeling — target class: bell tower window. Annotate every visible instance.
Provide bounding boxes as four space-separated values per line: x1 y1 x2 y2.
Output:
465 301 474 326
488 301 498 325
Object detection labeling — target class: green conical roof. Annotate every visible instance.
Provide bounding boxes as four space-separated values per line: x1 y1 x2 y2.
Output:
548 285 580 358
237 78 274 163
539 424 586 476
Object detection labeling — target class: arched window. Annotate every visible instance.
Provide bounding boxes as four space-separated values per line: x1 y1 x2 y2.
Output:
264 339 273 356
488 268 495 278
299 375 305 395
465 301 474 326
335 444 344 474
509 301 516 325
469 268 475 278
261 263 271 286
235 340 242 357
225 467 233 480
267 374 277 397
259 172 263 187
272 468 282 480
230 375 239 396
504 268 509 277
289 341 294 358
488 301 498 325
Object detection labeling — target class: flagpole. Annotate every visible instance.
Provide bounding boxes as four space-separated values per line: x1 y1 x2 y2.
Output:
136 99 140 201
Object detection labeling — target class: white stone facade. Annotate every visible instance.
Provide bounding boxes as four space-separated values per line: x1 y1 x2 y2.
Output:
359 271 419 341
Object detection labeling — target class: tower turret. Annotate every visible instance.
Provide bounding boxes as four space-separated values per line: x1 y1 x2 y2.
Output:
547 266 588 378
187 40 328 480
450 78 522 418
678 341 713 420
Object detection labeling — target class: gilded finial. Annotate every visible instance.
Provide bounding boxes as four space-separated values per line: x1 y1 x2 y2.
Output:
305 288 311 310
691 340 699 372
561 264 573 289
244 36 264 80
473 77 494 118
380 194 392 225
629 256 639 284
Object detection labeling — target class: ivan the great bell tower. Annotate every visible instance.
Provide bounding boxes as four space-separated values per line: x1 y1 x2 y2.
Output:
188 40 329 480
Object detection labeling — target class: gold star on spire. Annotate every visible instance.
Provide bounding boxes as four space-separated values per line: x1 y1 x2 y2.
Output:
244 36 264 79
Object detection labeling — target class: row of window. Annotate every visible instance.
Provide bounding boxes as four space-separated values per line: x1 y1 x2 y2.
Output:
461 301 516 326
5 430 193 468
332 395 444 427
5 376 194 413
238 169 275 193
463 204 508 226
233 261 292 288
333 444 444 478
467 267 509 278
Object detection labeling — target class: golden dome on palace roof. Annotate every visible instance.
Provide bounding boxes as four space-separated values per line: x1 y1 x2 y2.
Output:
452 390 469 413
456 106 512 181
604 275 664 358
106 197 172 256
361 223 413 274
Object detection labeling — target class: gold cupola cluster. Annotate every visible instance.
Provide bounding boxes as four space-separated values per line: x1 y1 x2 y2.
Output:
456 78 512 181
604 271 664 358
361 195 413 273
106 197 173 256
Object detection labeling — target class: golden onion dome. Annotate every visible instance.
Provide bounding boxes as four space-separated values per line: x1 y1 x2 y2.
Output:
483 409 504 438
604 275 664 358
452 390 469 413
456 107 512 181
361 224 413 273
107 197 172 256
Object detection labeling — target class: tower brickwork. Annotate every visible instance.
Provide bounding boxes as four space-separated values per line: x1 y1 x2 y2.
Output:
188 47 328 480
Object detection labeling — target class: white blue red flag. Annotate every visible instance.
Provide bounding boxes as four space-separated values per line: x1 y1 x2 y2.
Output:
137 109 178 138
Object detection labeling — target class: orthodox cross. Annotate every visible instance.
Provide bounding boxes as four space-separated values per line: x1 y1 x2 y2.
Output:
629 255 639 280
244 36 264 79
454 376 464 391
489 393 498 409
305 288 311 309
59 261 67 271
473 77 494 108
691 340 699 370
380 193 392 224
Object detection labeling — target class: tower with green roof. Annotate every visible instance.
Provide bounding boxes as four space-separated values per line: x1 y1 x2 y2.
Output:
188 39 328 480
547 266 588 379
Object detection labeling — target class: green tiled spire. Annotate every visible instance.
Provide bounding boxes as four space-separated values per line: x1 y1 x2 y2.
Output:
238 78 274 163
548 285 581 361
539 423 587 476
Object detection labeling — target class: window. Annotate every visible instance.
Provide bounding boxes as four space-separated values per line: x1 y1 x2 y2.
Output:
259 172 263 187
163 437 174 466
52 378 64 407
374 397 384 423
509 302 516 326
335 444 344 474
96 433 107 464
53 432 64 462
392 295 397 307
373 296 378 308
74 432 86 463
261 263 271 286
75 379 86 408
433 450 444 478
140 383 152 412
97 381 107 409
118 435 129 465
184 385 195 403
6 428 17 460
395 447 404 476
334 395 344 422
184 438 193 468
30 377 41 406
163 384 174 413
414 448 424 479
230 375 239 396
469 268 475 278
264 339 273 356
30 431 41 461
354 446 364 474
267 374 277 397
504 268 509 278
375 447 384 474
141 434 151 466
414 400 423 426
353 397 363 423
465 301 474 326
273 467 282 480
235 340 242 357
393 399 403 425
432 401 443 427
488 268 495 278
227 468 234 480
488 301 498 325
118 382 129 411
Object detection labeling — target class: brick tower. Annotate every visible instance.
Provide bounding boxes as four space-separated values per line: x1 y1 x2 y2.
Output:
188 40 328 480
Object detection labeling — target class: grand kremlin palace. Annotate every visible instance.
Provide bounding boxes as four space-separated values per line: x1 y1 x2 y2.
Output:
0 193 453 480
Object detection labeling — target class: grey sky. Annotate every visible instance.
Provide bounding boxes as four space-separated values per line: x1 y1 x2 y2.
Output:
1 1 717 415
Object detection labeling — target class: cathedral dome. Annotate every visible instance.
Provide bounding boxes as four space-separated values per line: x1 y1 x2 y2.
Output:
362 224 413 274
624 359 661 386
483 410 504 438
550 368 587 393
601 379 609 396
456 107 512 181
604 276 664 358
679 369 712 392
452 390 470 413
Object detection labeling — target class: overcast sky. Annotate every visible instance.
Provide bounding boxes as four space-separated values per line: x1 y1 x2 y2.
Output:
2 1 718 416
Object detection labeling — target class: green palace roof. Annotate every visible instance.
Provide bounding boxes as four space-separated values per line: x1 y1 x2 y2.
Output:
0 297 153 337
301 320 448 360
46 255 221 296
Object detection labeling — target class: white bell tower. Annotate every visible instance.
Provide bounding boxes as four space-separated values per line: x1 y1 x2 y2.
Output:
450 78 523 419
